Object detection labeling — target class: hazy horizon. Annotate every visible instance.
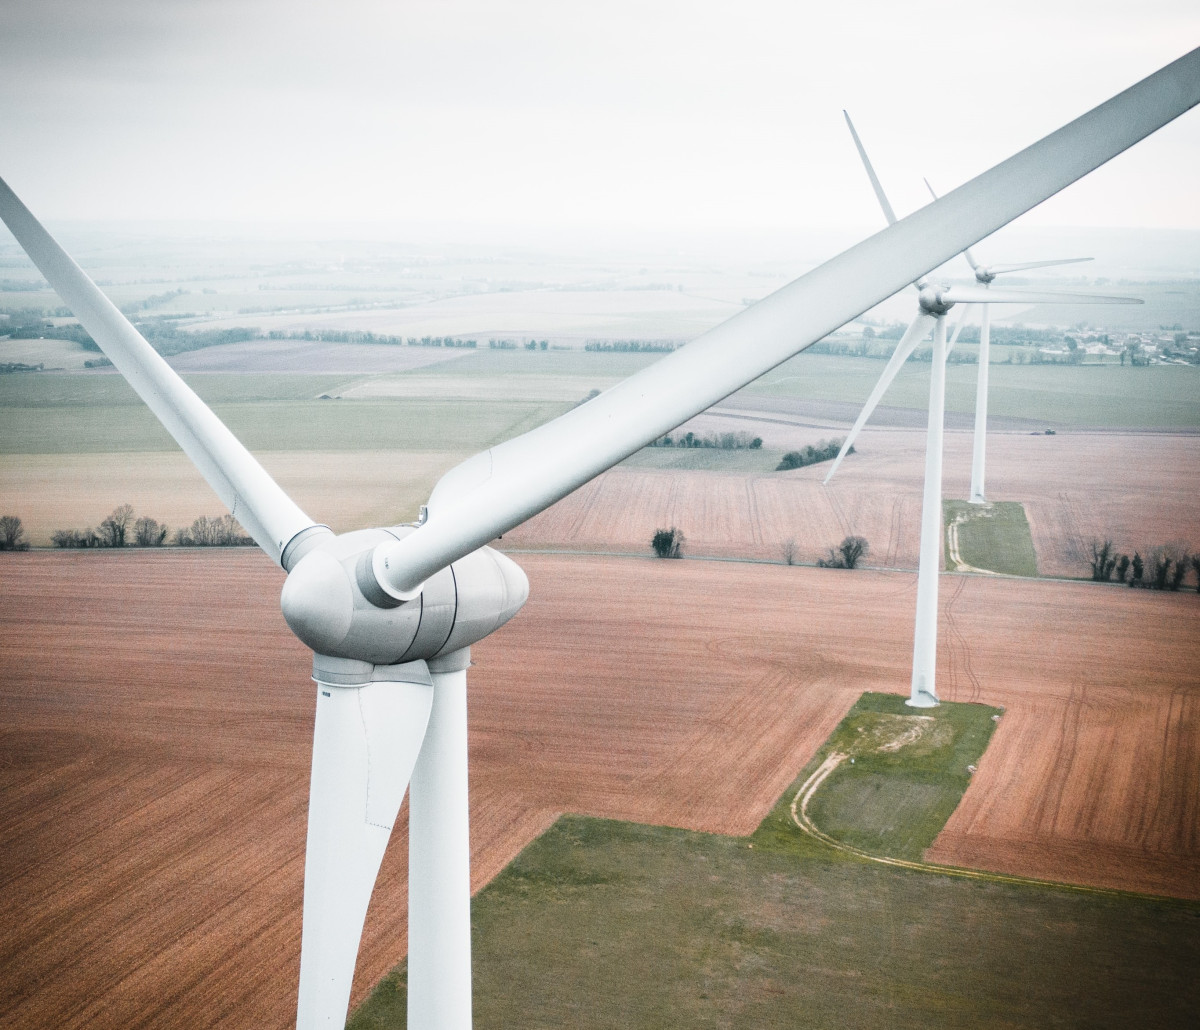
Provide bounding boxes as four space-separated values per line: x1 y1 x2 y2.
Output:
1 2 1197 232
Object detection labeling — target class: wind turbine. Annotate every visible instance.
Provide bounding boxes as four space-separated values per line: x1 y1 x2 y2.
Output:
825 113 1141 708
922 177 1093 504
2 48 1197 1030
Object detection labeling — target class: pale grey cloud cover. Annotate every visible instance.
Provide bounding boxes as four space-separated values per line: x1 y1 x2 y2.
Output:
1 0 1197 232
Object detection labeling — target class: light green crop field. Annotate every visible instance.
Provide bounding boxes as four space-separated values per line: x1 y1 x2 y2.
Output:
349 693 1197 1030
944 500 1040 578
0 372 347 408
419 347 665 379
0 373 572 454
748 354 1200 427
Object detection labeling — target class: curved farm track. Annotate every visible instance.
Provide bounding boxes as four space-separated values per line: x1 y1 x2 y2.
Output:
1 550 1198 1029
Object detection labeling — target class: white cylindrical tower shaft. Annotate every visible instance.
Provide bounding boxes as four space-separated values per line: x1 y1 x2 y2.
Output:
909 315 947 708
970 301 992 504
408 650 474 1030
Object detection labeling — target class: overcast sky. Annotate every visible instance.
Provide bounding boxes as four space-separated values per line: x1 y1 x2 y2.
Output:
1 1 1197 236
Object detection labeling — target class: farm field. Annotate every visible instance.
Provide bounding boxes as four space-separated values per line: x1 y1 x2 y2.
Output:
798 692 1003 862
0 551 1197 1029
506 430 1198 578
744 354 1200 428
0 451 452 544
5 427 1196 570
182 285 745 343
166 340 474 374
943 500 1040 577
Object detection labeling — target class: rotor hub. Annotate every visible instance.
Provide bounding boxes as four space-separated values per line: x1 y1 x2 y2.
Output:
917 284 954 316
280 526 528 667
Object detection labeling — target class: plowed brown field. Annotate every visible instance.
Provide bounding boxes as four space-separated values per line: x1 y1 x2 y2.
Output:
1 550 1197 1029
506 429 1199 576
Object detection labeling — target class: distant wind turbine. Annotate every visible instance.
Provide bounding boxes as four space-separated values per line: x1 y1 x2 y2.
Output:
923 177 1092 503
827 112 1140 708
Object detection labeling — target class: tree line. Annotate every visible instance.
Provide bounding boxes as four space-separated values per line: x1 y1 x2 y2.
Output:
649 430 762 450
584 339 679 352
776 439 850 471
45 505 253 549
1089 539 1198 591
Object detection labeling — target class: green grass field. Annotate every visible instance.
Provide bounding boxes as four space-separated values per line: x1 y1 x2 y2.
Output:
0 371 349 407
419 347 664 379
2 350 1198 465
348 692 1198 1029
748 354 1200 428
799 692 1001 861
944 500 1040 577
383 347 1200 429
0 372 573 454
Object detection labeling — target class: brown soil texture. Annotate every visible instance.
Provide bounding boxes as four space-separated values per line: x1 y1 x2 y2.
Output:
1 550 1197 1029
506 429 1199 577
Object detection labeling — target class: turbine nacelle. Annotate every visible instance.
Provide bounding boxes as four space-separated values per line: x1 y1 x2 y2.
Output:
917 283 957 316
281 527 529 669
974 266 998 285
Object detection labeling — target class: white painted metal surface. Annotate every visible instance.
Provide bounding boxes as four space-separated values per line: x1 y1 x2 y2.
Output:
970 301 992 504
297 670 434 1029
909 317 947 709
823 311 936 484
408 651 474 1030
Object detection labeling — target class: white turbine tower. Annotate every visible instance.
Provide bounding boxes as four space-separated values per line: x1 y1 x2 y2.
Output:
826 113 1141 708
2 48 1197 1030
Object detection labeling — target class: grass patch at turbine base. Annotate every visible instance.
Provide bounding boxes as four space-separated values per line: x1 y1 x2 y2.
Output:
791 692 1002 862
348 693 1200 1029
943 499 1039 577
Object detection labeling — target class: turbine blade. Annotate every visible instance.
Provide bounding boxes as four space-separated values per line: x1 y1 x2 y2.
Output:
926 176 982 274
988 257 1093 274
927 177 983 273
0 178 321 566
941 285 1140 305
297 663 435 1030
944 304 973 358
844 110 898 226
823 312 936 484
371 47 1200 597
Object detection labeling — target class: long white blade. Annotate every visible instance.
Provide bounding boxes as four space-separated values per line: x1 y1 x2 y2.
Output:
0 179 319 566
822 311 937 485
298 666 434 1030
988 257 1093 274
939 284 1140 305
844 110 898 226
925 178 981 272
943 303 973 358
370 47 1199 596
